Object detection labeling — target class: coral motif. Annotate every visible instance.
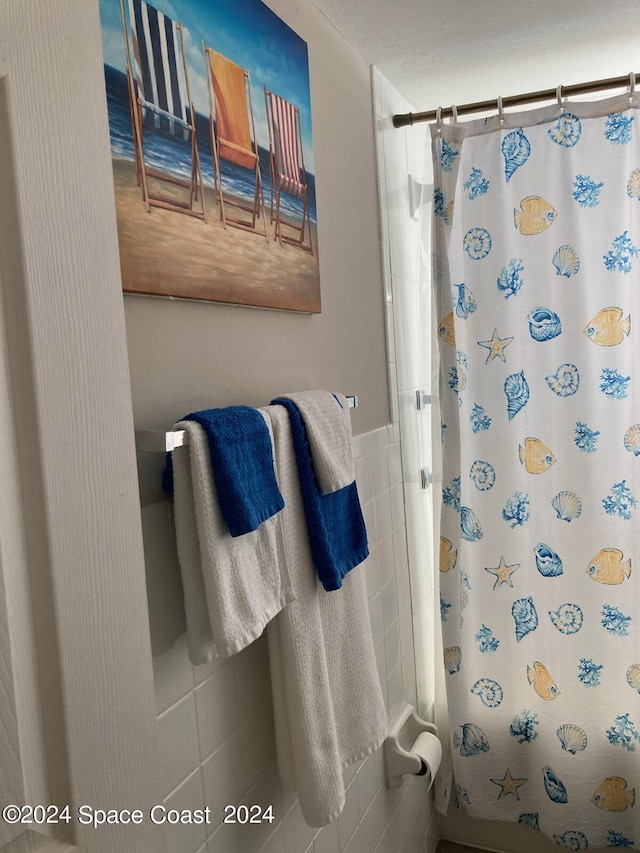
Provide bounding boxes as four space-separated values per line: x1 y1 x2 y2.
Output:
549 603 583 635
502 128 531 182
463 227 492 260
552 244 580 277
510 710 539 743
456 350 468 369
603 231 639 273
527 307 562 341
440 596 452 621
556 724 588 754
573 174 604 207
475 624 499 653
606 829 635 847
444 646 462 674
433 188 445 217
496 258 525 297
470 677 503 708
546 363 580 397
440 139 459 172
627 664 640 693
443 476 461 511
534 543 563 577
548 112 582 147
448 365 467 394
454 283 477 319
552 491 582 523
601 604 631 636
512 596 539 642
460 506 483 542
607 714 640 751
504 370 530 419
470 460 495 491
624 424 640 455
574 422 600 453
577 658 603 687
470 403 492 433
542 766 568 803
518 813 540 831
603 480 637 520
503 492 530 528
600 368 630 400
464 167 490 199
553 830 588 849
605 112 635 144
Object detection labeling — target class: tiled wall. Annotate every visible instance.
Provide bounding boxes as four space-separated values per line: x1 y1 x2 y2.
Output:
141 423 438 853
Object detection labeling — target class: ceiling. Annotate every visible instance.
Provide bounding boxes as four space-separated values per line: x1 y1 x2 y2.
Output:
311 0 640 114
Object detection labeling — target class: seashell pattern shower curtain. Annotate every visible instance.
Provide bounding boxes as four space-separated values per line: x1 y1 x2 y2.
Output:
432 94 640 848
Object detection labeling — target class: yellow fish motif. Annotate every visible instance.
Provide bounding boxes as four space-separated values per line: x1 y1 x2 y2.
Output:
593 777 636 811
518 437 556 474
587 548 632 585
584 307 631 347
438 312 456 346
439 537 457 572
514 196 557 235
527 661 560 700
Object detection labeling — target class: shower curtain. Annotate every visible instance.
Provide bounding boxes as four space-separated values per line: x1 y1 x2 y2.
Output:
431 92 639 849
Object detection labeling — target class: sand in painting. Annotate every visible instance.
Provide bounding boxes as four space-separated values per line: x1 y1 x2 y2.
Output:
112 158 321 313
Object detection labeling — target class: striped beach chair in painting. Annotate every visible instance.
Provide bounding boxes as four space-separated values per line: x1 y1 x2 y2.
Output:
264 88 313 254
203 46 267 239
120 0 206 219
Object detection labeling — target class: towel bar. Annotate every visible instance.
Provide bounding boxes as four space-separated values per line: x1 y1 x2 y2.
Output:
135 395 359 452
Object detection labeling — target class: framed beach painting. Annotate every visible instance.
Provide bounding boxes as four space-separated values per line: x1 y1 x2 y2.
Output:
99 0 321 312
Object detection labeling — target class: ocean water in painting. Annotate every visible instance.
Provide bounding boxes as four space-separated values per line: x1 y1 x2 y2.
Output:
104 65 317 223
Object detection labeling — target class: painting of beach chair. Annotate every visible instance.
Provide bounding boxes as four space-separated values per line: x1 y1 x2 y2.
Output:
120 0 206 219
204 47 267 239
264 88 313 254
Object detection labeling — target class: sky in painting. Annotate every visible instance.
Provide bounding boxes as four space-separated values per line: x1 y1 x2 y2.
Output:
100 0 314 172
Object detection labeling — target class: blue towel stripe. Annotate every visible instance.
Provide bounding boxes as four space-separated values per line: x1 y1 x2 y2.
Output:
272 398 368 591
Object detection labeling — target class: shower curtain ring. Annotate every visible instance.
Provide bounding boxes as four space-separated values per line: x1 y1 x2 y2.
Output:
629 71 636 103
450 104 458 122
556 84 565 114
435 106 443 136
497 96 505 125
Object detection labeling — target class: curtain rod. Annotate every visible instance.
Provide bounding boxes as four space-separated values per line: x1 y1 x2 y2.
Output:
393 72 639 128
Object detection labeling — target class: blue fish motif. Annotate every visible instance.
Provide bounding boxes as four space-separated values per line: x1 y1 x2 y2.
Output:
502 128 531 182
460 506 483 542
542 766 568 803
527 307 562 342
504 370 530 420
553 830 588 849
534 543 563 577
453 723 490 757
454 283 477 319
512 596 538 642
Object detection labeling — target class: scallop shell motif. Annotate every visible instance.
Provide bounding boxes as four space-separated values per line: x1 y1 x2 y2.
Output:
547 113 582 148
527 307 562 342
552 490 582 522
502 128 531 183
512 596 539 642
549 603 583 635
624 424 640 456
626 167 640 200
627 664 640 693
552 244 580 277
534 543 563 577
504 370 530 420
470 677 503 708
545 363 580 397
454 283 477 319
556 724 588 754
460 506 483 542
444 646 461 675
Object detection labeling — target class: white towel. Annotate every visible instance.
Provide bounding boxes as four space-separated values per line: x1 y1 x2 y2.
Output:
277 391 355 494
171 417 294 662
264 405 387 827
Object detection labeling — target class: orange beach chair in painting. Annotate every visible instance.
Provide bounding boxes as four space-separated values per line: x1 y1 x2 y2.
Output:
264 88 313 254
203 46 267 239
119 0 206 220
